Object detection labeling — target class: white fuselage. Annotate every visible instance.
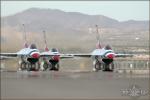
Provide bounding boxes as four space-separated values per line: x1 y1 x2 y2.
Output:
91 48 115 60
17 48 40 62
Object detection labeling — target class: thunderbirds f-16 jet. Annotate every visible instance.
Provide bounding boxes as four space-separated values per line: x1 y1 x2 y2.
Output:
40 31 73 71
68 25 133 72
0 24 41 71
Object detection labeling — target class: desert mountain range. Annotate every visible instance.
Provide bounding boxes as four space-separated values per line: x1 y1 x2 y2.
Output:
1 8 149 53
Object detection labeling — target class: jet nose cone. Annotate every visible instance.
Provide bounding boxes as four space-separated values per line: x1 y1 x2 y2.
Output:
31 52 40 58
106 53 115 59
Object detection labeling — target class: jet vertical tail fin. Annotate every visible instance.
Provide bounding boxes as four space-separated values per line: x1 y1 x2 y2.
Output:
22 24 28 48
95 25 101 49
43 30 49 51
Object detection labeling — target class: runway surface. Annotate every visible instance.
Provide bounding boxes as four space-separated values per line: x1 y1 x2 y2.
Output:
1 70 149 100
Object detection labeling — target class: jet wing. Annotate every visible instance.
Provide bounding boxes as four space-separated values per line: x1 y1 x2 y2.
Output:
0 56 17 60
67 53 133 58
115 53 133 57
59 55 74 59
40 53 60 57
66 54 92 58
0 53 18 57
0 53 18 60
40 53 74 59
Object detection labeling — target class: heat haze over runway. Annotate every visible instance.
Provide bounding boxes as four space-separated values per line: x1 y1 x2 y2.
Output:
1 69 149 100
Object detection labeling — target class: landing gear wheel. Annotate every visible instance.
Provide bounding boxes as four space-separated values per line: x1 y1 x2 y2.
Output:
55 63 59 71
50 64 59 71
94 61 101 71
27 63 35 71
109 63 114 72
31 64 36 71
27 63 32 71
20 62 27 71
35 62 40 71
43 63 49 71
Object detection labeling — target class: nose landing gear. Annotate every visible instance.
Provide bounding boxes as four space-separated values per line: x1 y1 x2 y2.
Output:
102 63 114 72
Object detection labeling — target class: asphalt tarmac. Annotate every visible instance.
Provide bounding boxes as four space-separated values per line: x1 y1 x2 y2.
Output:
1 70 149 100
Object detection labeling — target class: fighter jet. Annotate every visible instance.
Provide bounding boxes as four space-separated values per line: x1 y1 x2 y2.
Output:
0 24 41 71
68 25 133 72
40 31 73 71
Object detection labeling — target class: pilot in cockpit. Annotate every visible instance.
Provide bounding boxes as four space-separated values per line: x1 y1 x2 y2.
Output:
30 44 37 49
104 45 112 50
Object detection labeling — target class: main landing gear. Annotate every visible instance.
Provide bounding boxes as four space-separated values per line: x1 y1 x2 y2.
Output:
19 60 40 71
93 57 114 72
26 62 40 71
93 60 101 72
93 61 114 72
93 56 101 72
42 60 59 71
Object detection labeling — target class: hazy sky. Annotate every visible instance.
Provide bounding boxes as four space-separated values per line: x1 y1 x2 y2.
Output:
1 1 149 21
